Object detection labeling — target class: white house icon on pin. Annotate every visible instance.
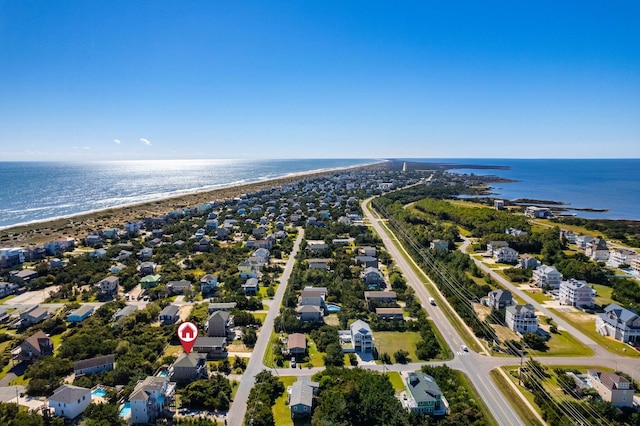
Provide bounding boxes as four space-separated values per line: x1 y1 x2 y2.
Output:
178 321 198 353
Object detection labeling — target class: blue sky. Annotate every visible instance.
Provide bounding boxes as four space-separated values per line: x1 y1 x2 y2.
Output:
1 1 638 160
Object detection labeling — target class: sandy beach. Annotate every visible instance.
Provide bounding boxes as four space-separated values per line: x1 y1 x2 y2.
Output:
0 162 387 248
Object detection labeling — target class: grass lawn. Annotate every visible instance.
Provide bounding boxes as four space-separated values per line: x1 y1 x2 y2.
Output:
527 330 594 357
307 339 325 367
50 333 66 355
491 368 544 426
524 290 549 304
550 309 640 358
0 294 16 304
263 332 279 368
254 312 267 324
273 376 297 426
162 344 184 359
10 375 30 386
373 331 421 363
386 372 405 395
591 284 613 306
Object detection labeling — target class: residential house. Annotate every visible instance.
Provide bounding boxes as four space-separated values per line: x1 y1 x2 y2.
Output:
608 248 638 267
137 247 153 260
158 305 180 325
200 274 218 294
376 307 404 320
95 276 119 295
307 258 331 270
354 255 378 269
85 233 102 246
486 241 509 255
505 304 539 334
20 305 50 326
112 305 138 321
404 372 448 415
0 247 25 268
192 337 227 358
67 305 94 323
532 265 563 289
519 254 540 269
238 259 260 278
9 269 38 284
139 262 157 276
167 280 192 295
74 354 115 376
575 235 595 249
140 274 161 289
487 290 514 309
0 308 9 323
429 239 449 252
115 250 133 261
289 380 319 419
632 257 640 275
307 240 328 252
300 287 327 300
206 311 233 338
48 385 91 419
0 282 20 298
287 333 306 357
296 305 323 322
559 279 594 308
587 370 634 408
560 229 577 244
585 237 609 261
13 330 53 362
494 200 504 210
362 267 385 289
48 258 66 269
596 303 640 344
494 247 519 264
364 291 397 304
359 246 377 257
242 278 259 296
208 302 237 313
350 320 374 352
170 352 208 383
193 237 211 252
506 227 528 237
129 376 176 425
110 263 126 274
91 248 107 258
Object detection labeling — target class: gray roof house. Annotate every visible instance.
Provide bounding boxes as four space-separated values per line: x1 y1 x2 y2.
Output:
158 305 180 325
487 290 514 309
74 354 115 376
170 352 208 383
596 303 640 344
48 385 91 419
288 379 319 418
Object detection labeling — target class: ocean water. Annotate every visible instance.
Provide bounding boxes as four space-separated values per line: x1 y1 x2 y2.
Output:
0 159 377 229
406 158 640 220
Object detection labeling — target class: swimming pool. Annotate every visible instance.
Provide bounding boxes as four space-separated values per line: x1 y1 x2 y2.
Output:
157 370 169 377
119 402 131 418
326 304 341 312
91 388 107 398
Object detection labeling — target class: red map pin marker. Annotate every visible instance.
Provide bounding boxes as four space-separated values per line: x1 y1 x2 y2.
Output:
177 321 198 354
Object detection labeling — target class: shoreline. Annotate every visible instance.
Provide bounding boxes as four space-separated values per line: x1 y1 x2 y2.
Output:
0 161 387 248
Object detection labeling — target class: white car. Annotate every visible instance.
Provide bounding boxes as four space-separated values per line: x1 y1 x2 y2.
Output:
461 344 468 352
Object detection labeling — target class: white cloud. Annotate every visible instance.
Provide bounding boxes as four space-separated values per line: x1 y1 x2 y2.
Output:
140 138 152 146
114 139 121 144
83 146 91 150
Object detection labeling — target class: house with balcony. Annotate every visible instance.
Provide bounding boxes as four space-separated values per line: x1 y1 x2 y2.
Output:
362 267 385 289
296 305 323 322
129 376 176 425
167 280 192 295
307 240 328 252
140 274 161 289
519 254 540 270
608 248 639 267
95 276 119 295
288 379 319 419
13 330 53 362
48 385 91 419
112 305 138 322
596 303 640 344
587 370 634 408
494 247 519 264
404 372 448 416
350 320 374 352
532 265 563 289
505 304 539 334
585 237 609 261
559 279 594 308
192 337 227 358
487 290 514 310
170 352 208 383
158 305 180 325
287 333 307 357
200 274 218 294
206 311 233 338
19 305 50 326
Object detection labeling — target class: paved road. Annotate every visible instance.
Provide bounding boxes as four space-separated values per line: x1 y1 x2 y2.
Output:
227 228 304 426
362 198 524 426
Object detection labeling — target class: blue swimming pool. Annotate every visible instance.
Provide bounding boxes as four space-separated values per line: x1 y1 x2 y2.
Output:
158 370 169 377
326 304 341 312
91 388 107 398
119 402 131 418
